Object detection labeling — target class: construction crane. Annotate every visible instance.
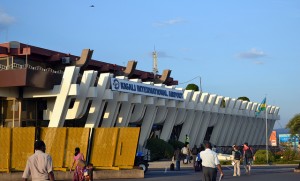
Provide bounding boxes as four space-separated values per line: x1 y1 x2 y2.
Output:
152 49 158 77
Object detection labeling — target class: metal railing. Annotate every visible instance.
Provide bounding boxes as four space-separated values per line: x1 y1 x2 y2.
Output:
0 63 64 74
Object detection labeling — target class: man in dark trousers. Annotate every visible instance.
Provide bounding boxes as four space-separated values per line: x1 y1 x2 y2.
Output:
200 142 224 181
173 147 182 171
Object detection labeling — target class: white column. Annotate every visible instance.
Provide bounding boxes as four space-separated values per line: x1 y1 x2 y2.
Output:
85 73 112 128
66 70 97 119
242 103 257 144
235 102 252 145
209 96 225 145
195 94 217 146
223 100 241 146
138 97 157 147
49 66 80 127
159 103 178 141
217 98 234 146
100 92 121 127
188 93 209 147
178 91 200 142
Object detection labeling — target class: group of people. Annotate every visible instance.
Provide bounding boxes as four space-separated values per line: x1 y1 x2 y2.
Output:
232 142 254 176
173 141 254 181
22 140 90 181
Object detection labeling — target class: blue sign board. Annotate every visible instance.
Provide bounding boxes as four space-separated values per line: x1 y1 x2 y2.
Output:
278 134 299 148
111 78 184 101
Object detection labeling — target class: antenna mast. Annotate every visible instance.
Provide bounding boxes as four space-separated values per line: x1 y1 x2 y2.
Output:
152 47 158 76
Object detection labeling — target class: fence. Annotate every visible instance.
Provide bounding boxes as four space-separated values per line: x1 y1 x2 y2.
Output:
0 127 140 172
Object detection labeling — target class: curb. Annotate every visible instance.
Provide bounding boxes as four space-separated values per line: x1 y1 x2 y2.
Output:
0 169 144 181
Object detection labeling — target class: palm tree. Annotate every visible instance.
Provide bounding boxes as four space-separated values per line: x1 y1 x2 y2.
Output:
286 114 300 135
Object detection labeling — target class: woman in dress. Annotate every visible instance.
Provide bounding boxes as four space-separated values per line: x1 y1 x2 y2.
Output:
70 147 85 181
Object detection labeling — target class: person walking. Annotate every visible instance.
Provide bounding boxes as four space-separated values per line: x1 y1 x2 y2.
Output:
191 145 199 166
173 147 182 171
185 134 190 145
200 142 224 181
243 142 254 175
232 145 241 176
181 144 189 164
22 140 55 181
70 147 86 181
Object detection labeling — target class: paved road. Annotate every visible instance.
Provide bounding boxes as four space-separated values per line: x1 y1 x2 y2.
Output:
99 165 299 181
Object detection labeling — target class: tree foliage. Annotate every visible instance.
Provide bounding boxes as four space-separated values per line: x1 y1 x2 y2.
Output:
237 96 250 102
220 99 226 108
286 114 300 135
146 138 174 161
186 84 199 91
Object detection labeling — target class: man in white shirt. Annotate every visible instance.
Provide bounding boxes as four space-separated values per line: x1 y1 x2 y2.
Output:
200 142 224 181
22 140 55 181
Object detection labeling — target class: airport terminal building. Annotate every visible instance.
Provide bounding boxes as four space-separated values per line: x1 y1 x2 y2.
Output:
0 41 280 148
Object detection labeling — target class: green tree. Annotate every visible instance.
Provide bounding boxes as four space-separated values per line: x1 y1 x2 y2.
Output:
186 84 199 91
286 114 300 135
220 99 226 108
237 96 250 102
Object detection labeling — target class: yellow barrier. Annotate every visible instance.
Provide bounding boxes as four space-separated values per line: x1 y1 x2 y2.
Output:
11 127 35 171
114 127 140 168
90 128 119 168
41 128 67 170
0 127 139 172
0 128 11 172
90 127 140 170
64 128 90 169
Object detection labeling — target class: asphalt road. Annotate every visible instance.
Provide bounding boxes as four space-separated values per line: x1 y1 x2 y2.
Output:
99 165 300 181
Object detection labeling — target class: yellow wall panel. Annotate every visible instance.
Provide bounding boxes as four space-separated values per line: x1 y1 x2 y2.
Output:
0 128 11 171
64 128 90 168
114 128 140 167
90 128 118 167
40 128 67 168
11 127 35 170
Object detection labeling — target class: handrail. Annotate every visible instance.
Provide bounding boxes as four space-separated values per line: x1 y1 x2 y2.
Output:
0 64 6 70
0 63 64 74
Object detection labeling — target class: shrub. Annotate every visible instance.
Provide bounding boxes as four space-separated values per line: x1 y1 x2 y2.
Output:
168 140 185 150
254 150 275 164
146 138 174 161
281 147 298 161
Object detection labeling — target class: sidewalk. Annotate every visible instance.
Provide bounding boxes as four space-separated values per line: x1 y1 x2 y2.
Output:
148 160 194 169
148 160 299 169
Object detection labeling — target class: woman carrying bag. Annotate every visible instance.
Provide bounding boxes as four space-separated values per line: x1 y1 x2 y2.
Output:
70 147 85 181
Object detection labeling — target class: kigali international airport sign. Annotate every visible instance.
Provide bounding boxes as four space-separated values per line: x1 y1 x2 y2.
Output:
111 78 184 101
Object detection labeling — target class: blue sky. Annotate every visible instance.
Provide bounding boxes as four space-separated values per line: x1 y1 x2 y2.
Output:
1 0 299 128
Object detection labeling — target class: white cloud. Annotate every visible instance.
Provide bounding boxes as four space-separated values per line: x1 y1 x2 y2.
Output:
153 18 186 27
237 48 267 59
0 11 15 29
254 61 264 65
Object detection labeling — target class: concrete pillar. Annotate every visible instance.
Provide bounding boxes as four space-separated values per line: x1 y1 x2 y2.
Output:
85 73 112 128
223 100 241 146
217 98 234 146
195 94 217 146
100 94 121 127
66 70 97 119
178 91 200 143
49 66 80 127
138 99 157 147
188 93 209 147
235 102 253 145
